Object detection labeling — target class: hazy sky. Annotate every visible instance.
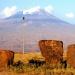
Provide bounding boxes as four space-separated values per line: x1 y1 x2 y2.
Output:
0 0 75 24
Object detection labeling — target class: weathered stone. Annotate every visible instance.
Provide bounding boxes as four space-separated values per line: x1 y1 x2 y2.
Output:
67 44 75 68
0 49 14 71
39 40 63 65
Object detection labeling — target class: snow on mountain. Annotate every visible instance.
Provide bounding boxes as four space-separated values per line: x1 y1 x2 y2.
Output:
23 6 41 14
23 6 54 15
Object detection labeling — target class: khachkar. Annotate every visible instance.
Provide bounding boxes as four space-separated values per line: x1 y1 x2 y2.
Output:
39 40 63 65
67 44 75 68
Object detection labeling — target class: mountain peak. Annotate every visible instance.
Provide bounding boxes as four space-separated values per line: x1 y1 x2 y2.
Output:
6 6 55 19
6 6 69 25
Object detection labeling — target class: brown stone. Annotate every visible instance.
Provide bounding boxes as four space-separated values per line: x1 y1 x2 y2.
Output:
39 40 63 64
67 44 75 68
0 49 14 71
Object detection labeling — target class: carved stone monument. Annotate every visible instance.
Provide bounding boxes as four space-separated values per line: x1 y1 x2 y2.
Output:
67 44 75 68
39 40 63 65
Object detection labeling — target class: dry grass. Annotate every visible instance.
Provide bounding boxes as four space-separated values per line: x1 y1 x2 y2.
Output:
0 52 75 75
14 52 45 63
0 67 75 75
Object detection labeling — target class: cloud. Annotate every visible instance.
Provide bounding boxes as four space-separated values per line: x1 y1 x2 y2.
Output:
0 5 54 18
2 6 17 17
65 12 75 18
23 5 54 14
44 5 54 14
23 6 40 14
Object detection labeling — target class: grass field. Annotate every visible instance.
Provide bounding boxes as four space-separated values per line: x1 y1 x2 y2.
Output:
14 52 45 63
0 52 75 75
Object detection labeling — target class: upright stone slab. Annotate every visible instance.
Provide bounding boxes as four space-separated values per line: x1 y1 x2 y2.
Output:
67 44 75 68
39 40 63 64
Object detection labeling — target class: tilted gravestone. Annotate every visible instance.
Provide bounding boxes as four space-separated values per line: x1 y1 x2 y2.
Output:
67 44 75 68
39 40 63 65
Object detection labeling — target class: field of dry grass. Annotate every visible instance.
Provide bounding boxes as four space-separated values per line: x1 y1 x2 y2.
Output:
0 68 75 75
14 52 45 63
0 52 75 75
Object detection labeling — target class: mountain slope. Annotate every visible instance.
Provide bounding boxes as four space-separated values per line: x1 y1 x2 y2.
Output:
0 8 75 52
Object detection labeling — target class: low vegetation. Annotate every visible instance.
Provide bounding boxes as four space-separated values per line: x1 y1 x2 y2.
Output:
0 52 75 75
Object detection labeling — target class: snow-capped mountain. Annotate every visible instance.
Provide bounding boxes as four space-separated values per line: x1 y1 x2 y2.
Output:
0 8 75 52
7 7 69 25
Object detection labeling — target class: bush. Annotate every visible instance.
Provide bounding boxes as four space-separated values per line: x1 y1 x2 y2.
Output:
12 60 25 73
